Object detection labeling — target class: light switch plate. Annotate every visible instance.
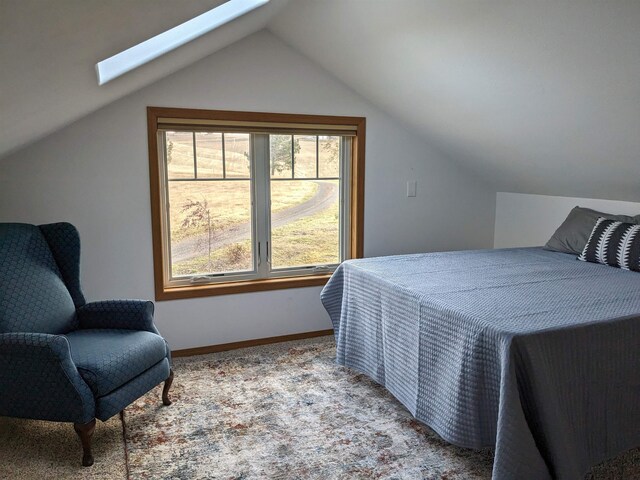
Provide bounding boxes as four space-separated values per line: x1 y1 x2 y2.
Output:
407 180 417 197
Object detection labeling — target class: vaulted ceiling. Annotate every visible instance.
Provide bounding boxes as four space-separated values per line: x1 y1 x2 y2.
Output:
2 0 639 201
269 0 640 202
0 0 289 157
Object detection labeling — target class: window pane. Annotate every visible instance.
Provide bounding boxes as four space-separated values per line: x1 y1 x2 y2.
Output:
224 133 251 178
195 132 223 178
168 180 253 277
166 131 195 179
294 135 317 178
270 135 293 178
270 179 340 269
318 136 340 178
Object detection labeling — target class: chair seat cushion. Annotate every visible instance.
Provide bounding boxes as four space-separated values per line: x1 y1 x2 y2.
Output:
65 329 168 397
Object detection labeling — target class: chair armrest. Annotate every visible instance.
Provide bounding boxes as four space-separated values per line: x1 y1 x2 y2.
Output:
77 300 157 333
0 333 95 423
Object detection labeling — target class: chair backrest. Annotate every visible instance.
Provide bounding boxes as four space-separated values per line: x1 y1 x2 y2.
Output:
0 223 78 334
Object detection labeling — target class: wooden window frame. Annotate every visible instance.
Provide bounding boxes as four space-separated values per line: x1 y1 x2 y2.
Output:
147 107 365 301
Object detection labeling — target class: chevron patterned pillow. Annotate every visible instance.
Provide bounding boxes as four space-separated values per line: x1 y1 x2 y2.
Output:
578 217 640 272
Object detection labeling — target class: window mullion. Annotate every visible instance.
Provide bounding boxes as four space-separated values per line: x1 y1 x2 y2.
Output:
290 134 295 179
192 132 198 179
264 135 273 275
221 133 226 179
253 134 270 278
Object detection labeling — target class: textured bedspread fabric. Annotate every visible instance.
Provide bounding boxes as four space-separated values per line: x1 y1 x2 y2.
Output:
321 247 640 480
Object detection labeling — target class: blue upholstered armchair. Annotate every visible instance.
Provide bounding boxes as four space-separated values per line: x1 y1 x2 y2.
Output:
0 223 173 466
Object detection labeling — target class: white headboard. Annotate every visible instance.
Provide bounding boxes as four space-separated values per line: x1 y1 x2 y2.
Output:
494 192 640 248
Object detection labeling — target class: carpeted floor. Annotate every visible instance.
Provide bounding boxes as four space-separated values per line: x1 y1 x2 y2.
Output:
0 415 126 479
1 336 639 479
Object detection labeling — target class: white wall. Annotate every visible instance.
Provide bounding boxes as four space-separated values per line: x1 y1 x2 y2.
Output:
494 192 640 249
0 31 496 350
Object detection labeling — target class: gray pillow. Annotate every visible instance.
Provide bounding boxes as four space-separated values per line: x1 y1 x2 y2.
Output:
544 206 640 255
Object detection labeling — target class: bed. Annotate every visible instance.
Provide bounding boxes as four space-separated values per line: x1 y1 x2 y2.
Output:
321 247 640 480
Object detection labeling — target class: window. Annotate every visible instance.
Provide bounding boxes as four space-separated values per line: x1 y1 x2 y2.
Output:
96 0 270 85
147 108 365 300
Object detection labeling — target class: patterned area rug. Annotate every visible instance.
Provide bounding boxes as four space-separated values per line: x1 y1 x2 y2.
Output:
124 337 493 479
123 337 640 480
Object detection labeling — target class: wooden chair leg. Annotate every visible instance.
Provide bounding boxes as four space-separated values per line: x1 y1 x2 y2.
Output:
162 368 174 406
73 419 96 467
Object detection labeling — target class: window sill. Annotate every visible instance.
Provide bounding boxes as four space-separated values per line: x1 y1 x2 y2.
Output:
155 273 333 301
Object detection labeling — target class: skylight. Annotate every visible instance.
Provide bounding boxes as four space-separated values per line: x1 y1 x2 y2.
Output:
96 0 269 85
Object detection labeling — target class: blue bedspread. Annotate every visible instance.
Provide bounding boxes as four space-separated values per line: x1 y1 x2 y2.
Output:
321 247 640 479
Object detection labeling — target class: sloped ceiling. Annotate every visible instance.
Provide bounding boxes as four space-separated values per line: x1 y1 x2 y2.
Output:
0 0 289 158
269 0 640 202
2 0 639 202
